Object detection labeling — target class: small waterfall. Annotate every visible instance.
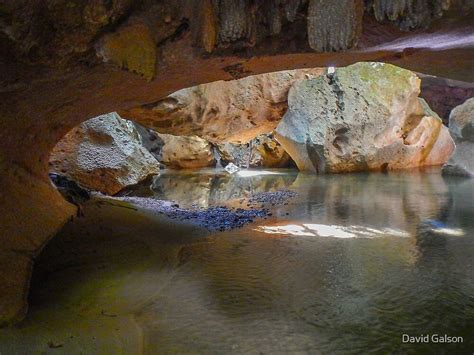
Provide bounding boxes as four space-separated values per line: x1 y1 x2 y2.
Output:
213 145 223 168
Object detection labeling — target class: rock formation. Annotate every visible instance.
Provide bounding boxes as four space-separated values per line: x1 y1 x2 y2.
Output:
49 113 160 195
443 98 474 177
156 133 216 169
216 134 292 168
420 75 474 125
275 62 455 173
365 0 450 30
121 68 325 142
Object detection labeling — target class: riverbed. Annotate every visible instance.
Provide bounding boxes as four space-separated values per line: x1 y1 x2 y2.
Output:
0 168 473 353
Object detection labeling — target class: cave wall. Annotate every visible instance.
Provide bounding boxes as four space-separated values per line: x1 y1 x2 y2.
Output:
0 0 473 325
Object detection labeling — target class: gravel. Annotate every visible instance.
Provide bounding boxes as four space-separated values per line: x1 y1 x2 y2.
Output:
113 190 297 232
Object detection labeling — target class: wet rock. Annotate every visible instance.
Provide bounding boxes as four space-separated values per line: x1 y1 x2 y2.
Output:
49 113 160 195
275 62 455 173
157 133 216 169
216 133 292 168
442 98 474 177
114 196 268 232
120 68 325 142
224 162 240 174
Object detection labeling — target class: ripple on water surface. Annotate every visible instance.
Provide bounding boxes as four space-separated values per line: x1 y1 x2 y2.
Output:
0 168 473 353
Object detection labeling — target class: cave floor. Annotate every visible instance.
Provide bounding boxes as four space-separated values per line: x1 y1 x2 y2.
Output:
0 169 473 353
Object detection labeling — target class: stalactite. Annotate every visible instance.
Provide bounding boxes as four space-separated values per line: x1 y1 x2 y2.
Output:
201 0 217 52
307 0 364 52
213 0 253 45
283 0 307 22
262 0 283 35
366 0 451 30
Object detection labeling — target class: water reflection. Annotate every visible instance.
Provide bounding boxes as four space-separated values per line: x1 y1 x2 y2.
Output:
120 168 298 208
1 169 473 353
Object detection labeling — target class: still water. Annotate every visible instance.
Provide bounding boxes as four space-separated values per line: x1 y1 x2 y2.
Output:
1 169 473 353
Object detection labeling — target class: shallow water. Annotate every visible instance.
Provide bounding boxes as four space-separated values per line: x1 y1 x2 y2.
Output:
1 169 473 353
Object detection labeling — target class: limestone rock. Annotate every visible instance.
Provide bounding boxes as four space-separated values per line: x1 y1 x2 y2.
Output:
157 133 215 169
442 98 474 177
97 23 156 80
121 68 325 142
448 97 474 142
49 113 160 195
307 0 364 51
216 134 292 168
275 62 455 173
366 0 450 30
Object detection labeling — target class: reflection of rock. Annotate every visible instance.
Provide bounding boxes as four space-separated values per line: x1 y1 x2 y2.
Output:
121 68 325 142
275 62 455 173
122 170 298 208
157 133 215 169
49 113 160 195
216 134 292 168
289 169 450 235
443 98 474 177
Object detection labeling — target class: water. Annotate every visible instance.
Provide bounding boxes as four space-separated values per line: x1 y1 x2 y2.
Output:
1 169 473 353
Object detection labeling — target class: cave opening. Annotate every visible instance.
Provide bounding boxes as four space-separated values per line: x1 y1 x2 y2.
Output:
1 1 474 352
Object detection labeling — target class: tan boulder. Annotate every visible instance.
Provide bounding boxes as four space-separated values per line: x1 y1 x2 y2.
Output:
49 113 160 195
120 68 325 143
275 62 455 173
216 134 292 168
157 133 215 169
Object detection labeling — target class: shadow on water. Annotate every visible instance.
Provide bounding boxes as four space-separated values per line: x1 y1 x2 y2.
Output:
0 168 473 353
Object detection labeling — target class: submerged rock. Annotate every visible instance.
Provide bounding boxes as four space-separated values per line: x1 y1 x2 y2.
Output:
49 113 160 195
216 134 292 168
275 62 455 173
157 133 216 169
442 98 474 177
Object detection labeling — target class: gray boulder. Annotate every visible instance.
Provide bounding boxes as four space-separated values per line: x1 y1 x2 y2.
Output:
275 62 454 173
443 98 474 177
49 113 160 195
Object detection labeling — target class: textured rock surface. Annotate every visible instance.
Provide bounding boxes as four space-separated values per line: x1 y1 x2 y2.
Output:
49 113 160 195
122 68 325 142
448 97 474 141
275 62 455 173
216 134 292 168
366 0 450 30
307 0 364 51
443 98 474 177
157 133 215 169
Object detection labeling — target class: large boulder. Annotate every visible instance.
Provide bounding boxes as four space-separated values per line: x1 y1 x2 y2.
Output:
121 68 325 143
216 134 292 168
49 113 160 195
442 97 474 177
275 62 455 173
157 133 216 169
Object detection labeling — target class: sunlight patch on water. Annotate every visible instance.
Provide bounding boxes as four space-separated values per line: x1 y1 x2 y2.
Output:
429 227 465 236
255 223 411 239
